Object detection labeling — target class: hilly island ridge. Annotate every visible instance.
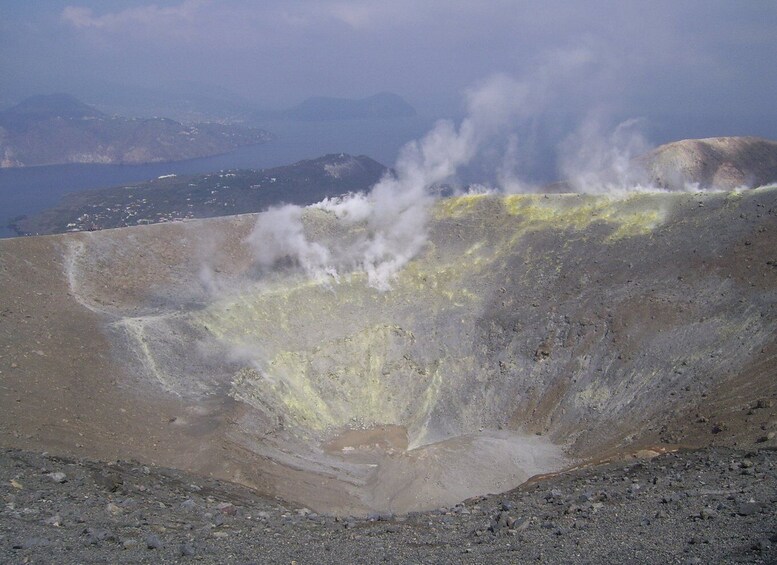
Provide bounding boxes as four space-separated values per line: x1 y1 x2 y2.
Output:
8 153 388 236
0 94 273 168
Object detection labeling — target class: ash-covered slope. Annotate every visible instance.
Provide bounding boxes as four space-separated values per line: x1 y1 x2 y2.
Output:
636 136 777 190
1 187 775 516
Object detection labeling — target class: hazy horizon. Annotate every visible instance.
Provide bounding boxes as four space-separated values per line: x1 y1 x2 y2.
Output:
2 1 777 191
1 2 775 123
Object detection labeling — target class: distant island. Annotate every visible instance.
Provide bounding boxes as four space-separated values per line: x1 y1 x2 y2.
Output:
10 153 387 235
0 94 273 168
257 92 416 122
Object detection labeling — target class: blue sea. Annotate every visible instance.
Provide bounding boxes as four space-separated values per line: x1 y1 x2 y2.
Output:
0 117 434 238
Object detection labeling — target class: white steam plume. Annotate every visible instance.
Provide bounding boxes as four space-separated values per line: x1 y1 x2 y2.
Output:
498 133 536 194
248 116 477 290
246 204 333 279
557 112 654 193
246 45 675 287
246 49 601 289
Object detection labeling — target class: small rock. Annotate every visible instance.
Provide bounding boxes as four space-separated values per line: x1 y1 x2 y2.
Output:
94 471 123 492
711 424 726 434
514 517 531 532
84 527 113 545
180 499 198 512
489 511 511 533
145 533 163 549
737 502 761 516
44 514 62 527
179 542 196 556
47 472 67 483
18 537 49 549
699 508 716 520
753 539 770 552
106 502 122 515
217 502 237 515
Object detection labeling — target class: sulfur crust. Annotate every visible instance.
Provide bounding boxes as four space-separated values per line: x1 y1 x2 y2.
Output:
192 191 681 439
435 193 668 241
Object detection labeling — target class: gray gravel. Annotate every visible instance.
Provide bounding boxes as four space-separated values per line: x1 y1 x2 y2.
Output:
2 447 776 564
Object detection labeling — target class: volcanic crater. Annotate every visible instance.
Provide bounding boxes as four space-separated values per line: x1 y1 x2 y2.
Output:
1 186 777 516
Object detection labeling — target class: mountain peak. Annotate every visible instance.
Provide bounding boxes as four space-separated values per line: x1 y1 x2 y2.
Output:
2 94 105 122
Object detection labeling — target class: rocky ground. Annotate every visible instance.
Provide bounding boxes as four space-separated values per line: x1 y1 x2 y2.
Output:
2 446 775 564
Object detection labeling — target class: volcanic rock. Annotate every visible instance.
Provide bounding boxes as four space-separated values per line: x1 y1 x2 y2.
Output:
636 136 777 190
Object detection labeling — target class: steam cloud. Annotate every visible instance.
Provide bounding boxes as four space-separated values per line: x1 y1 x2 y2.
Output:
558 113 654 193
246 117 466 290
247 204 333 277
243 46 671 290
246 48 608 290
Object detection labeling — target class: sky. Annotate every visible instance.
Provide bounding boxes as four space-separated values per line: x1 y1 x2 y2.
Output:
2 1 777 136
